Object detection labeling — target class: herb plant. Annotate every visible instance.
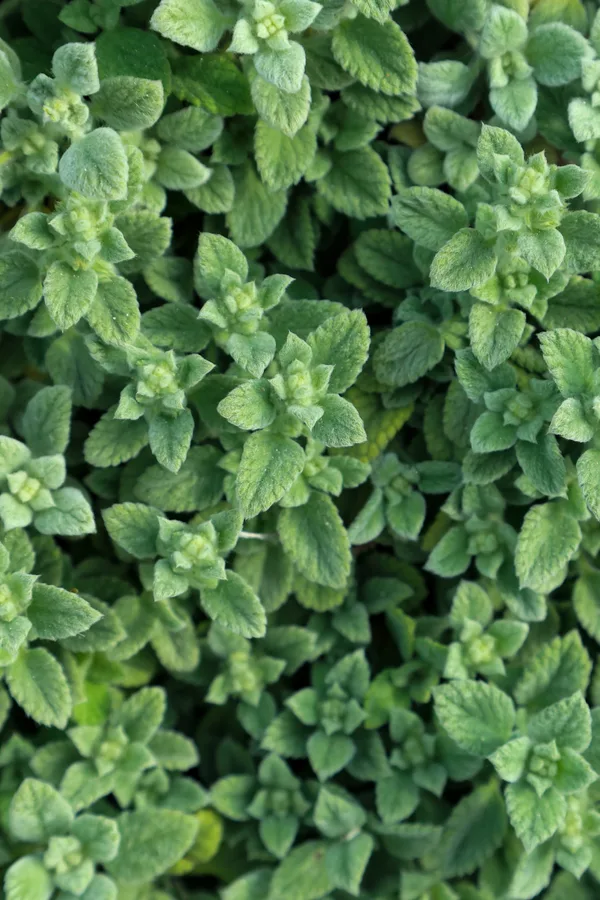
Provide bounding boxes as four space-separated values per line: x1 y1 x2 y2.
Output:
1 1 600 900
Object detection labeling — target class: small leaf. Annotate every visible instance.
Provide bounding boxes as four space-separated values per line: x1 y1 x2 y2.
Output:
437 780 507 878
325 832 373 896
201 571 266 639
107 809 198 882
237 432 305 518
27 583 101 640
150 0 226 52
7 648 71 728
87 276 140 346
279 493 351 589
391 187 468 252
59 128 128 201
332 16 417 96
374 322 444 387
505 782 566 853
103 502 160 559
0 251 43 320
434 680 515 756
516 502 581 593
4 856 52 900
430 229 497 292
148 409 194 474
268 841 332 900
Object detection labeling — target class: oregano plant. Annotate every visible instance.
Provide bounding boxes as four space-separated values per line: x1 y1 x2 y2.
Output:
0 2 599 900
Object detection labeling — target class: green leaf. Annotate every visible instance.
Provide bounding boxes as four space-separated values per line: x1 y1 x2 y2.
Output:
185 165 235 211
516 434 566 497
480 5 527 57
470 411 516 453
9 777 73 841
527 22 592 86
44 262 98 331
157 146 211 191
325 832 374 895
354 230 421 289
255 43 306 95
0 251 43 320
150 0 226 52
518 228 565 280
505 782 566 853
4 856 52 900
430 229 497 292
279 493 351 589
27 583 101 640
46 331 104 408
387 492 426 540
135 446 223 513
103 502 160 559
119 685 165 743
544 277 600 333
141 303 210 352
172 54 253 116
21 385 71 456
550 397 594 441
351 0 395 21
92 76 164 131
376 771 419 824
251 73 311 137
7 648 71 728
156 105 223 152
477 125 525 183
418 60 475 108
469 303 526 370
148 408 194 474
490 77 537 132
148 730 198 770
374 322 444 387
312 395 366 447
514 631 591 710
437 781 507 878
34 487 96 537
86 276 139 347
116 211 172 274
255 119 317 191
434 680 515 756
227 163 287 248
560 210 600 274
308 310 370 394
318 148 391 219
574 568 600 641
426 526 470 578
195 232 248 295
332 16 417 96
96 27 171 90
391 187 468 252
237 432 305 517
85 407 149 468
527 692 591 752
515 502 581 593
314 785 366 838
307 731 356 781
210 774 254 820
107 809 198 882
59 128 128 201
577 448 600 519
227 332 277 378
201 571 266 639
268 841 332 900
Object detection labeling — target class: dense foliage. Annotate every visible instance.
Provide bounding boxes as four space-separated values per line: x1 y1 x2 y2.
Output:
2 0 600 899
